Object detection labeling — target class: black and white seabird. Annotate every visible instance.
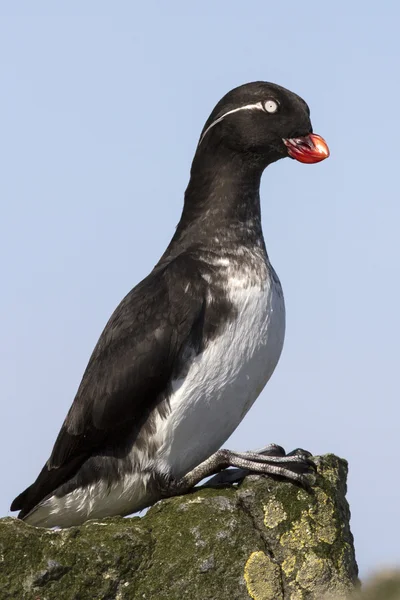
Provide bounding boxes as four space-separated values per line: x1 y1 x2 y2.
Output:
11 82 329 527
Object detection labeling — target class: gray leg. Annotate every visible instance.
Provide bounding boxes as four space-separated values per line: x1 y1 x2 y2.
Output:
165 445 315 497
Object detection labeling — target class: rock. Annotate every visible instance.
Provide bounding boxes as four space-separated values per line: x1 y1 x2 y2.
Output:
0 454 358 600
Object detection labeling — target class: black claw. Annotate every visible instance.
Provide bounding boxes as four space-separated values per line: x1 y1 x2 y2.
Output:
284 461 312 475
286 448 317 472
256 444 286 457
298 474 314 493
268 444 286 457
286 447 313 458
306 458 318 472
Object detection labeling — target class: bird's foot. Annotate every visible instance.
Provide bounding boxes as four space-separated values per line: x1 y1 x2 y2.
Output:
165 444 315 497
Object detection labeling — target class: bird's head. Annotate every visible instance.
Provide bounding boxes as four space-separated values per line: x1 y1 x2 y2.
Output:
197 81 329 167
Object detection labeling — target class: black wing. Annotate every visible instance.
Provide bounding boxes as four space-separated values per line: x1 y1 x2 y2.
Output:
11 254 207 518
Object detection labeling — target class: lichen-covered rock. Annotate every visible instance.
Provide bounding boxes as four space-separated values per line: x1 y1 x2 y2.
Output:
238 455 358 600
0 454 358 600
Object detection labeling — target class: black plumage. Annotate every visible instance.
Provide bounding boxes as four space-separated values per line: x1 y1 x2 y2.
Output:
12 255 235 518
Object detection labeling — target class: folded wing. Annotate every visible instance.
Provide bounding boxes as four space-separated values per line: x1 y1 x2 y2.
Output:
11 255 207 518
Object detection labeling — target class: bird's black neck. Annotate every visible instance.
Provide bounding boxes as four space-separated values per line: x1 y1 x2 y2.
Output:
165 146 266 258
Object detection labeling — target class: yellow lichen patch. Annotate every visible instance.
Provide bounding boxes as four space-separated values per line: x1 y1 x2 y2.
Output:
296 553 331 591
280 490 337 550
309 489 337 545
317 459 341 487
282 555 297 576
263 500 287 529
280 512 313 550
296 488 309 502
244 551 283 600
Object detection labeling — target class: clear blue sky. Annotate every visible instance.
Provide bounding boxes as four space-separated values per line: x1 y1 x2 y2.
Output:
1 1 398 578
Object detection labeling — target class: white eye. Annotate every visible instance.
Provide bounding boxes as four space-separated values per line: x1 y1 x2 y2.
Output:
264 99 278 114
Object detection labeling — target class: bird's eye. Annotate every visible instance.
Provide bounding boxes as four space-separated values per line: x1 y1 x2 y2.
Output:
264 99 279 114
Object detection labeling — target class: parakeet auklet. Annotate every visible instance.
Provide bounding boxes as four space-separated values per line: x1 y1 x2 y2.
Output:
11 81 329 527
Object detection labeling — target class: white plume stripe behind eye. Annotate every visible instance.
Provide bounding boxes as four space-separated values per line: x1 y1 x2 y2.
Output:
198 101 264 146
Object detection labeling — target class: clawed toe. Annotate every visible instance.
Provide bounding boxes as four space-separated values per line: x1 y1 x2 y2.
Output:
208 444 316 490
295 473 313 493
254 443 286 457
286 448 317 472
170 443 316 498
286 447 312 458
306 458 317 472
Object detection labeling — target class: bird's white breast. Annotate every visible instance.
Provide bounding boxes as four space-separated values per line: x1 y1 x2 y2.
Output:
155 267 286 479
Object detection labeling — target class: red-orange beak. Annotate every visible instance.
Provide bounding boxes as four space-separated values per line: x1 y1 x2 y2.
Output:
283 133 330 164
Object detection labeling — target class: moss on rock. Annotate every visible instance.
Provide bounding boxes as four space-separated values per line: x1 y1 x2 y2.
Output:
0 455 358 599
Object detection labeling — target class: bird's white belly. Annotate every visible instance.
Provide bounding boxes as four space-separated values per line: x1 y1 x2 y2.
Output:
155 273 285 479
